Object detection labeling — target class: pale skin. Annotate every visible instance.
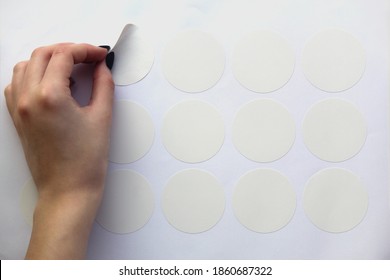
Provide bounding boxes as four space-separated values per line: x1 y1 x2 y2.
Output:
4 43 114 259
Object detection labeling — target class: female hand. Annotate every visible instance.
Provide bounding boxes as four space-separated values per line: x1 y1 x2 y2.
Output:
4 43 114 259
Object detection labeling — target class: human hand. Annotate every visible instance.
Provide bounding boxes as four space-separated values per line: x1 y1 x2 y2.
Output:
4 43 114 259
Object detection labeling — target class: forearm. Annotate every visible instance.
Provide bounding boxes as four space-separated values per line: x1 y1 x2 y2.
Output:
25 190 103 260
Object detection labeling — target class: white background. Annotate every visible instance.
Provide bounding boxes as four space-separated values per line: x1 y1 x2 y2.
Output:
0 0 390 259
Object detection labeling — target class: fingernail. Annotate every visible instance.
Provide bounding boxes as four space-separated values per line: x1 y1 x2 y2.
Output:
99 45 111 51
105 51 115 70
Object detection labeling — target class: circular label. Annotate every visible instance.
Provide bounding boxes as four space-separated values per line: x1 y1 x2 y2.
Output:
303 168 368 233
162 100 225 163
232 30 295 93
109 100 154 164
233 99 295 162
162 169 225 233
97 169 154 234
302 29 365 92
162 30 225 92
233 169 296 233
303 99 366 162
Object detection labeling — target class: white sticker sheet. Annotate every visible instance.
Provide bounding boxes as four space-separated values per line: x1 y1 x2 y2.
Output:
0 0 389 260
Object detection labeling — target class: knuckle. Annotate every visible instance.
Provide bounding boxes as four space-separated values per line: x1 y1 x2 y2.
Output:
31 46 47 58
13 61 28 74
15 85 60 116
4 84 12 98
36 86 52 105
4 85 13 112
52 46 67 55
52 43 73 56
32 44 73 58
16 97 31 117
36 85 60 108
56 42 73 48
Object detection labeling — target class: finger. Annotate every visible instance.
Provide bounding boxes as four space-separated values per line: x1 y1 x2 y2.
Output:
88 59 114 119
4 84 14 114
42 44 108 88
12 60 29 93
5 61 28 113
24 43 73 85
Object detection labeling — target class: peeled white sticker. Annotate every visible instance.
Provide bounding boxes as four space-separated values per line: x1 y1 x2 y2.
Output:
19 178 38 226
162 100 225 163
96 169 154 234
303 99 366 162
304 168 368 233
232 99 295 162
162 30 225 93
233 169 296 233
162 169 225 233
302 29 365 92
109 100 154 164
111 24 154 85
232 30 295 93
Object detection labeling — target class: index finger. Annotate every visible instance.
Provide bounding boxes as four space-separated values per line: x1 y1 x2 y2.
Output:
42 43 108 87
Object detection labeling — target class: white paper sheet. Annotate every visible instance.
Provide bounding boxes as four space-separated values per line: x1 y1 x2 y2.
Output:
1 0 390 260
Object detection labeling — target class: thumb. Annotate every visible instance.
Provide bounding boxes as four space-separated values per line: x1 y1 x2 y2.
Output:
89 59 115 119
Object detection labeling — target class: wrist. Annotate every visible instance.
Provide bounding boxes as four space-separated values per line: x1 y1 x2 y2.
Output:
35 184 104 226
26 184 104 259
36 173 106 201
